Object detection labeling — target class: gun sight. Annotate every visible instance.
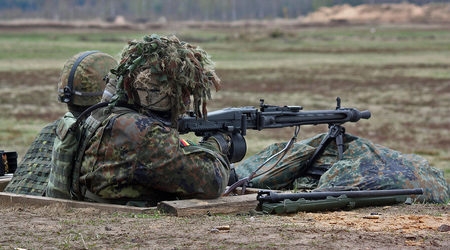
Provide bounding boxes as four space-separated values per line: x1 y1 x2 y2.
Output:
260 99 302 112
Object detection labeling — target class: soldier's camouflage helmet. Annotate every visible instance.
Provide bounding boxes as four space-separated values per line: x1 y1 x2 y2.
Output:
58 51 118 107
111 34 221 125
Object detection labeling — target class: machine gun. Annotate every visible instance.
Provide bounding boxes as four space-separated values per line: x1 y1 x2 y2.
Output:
256 188 424 214
256 188 424 203
178 97 371 163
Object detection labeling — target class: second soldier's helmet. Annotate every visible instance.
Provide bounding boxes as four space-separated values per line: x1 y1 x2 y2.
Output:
58 51 117 107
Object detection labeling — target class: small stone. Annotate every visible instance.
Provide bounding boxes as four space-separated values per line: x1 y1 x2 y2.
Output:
404 197 412 205
437 224 450 232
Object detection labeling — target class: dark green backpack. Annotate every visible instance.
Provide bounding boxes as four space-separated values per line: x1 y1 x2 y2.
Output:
46 103 108 199
46 112 79 199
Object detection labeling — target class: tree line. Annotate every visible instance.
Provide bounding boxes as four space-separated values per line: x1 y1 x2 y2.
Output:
1 0 449 22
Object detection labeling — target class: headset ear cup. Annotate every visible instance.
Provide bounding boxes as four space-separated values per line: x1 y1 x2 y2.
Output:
61 86 72 103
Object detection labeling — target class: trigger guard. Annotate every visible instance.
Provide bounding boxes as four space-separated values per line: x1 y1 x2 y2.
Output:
228 133 247 163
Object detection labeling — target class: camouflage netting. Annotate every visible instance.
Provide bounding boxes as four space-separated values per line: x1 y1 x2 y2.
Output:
111 34 221 125
235 133 450 203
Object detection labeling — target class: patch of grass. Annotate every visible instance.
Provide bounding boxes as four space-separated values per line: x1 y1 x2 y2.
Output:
0 118 49 156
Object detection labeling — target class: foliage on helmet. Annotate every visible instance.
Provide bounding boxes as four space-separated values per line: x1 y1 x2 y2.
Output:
110 34 221 125
58 51 118 107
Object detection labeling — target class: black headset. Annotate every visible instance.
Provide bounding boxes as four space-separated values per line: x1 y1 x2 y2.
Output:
59 50 100 104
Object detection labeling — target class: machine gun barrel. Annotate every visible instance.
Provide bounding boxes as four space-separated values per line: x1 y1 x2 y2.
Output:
257 188 424 203
259 108 371 129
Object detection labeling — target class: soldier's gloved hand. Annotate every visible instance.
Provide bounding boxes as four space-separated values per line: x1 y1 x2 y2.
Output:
202 132 232 155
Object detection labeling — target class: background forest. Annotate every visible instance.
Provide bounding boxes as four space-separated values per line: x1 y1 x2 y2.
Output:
1 0 449 22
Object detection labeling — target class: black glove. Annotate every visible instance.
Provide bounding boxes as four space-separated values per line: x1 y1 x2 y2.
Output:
202 133 247 163
204 132 232 155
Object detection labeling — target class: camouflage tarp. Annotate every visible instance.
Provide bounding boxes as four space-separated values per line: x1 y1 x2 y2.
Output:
234 133 450 203
233 140 316 190
4 120 58 195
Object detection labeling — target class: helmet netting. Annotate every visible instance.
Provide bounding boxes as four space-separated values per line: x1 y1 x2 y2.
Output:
111 34 221 125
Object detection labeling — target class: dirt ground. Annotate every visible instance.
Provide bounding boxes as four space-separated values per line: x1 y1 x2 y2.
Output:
0 201 448 249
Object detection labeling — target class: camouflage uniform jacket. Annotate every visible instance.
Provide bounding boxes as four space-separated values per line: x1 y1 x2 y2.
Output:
78 106 230 206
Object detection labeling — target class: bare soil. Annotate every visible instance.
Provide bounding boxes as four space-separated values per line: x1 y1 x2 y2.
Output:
0 202 448 249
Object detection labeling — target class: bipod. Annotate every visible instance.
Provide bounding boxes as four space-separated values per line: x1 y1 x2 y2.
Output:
303 97 347 177
305 124 345 170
